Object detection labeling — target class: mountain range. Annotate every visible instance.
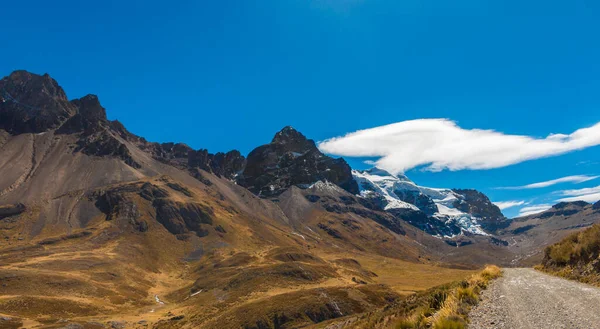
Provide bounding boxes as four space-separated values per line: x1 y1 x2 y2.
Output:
1 70 599 328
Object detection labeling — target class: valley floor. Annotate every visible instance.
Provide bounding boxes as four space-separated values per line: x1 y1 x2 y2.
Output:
469 268 600 329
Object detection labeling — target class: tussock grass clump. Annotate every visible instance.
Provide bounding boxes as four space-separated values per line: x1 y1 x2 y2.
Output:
433 316 466 329
456 287 478 305
395 319 417 329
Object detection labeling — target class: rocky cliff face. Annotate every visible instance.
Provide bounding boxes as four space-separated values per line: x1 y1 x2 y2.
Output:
238 126 358 197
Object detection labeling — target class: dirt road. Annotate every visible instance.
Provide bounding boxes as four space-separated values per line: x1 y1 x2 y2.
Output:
469 268 600 329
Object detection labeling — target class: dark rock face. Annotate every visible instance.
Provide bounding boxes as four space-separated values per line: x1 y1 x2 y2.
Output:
238 126 358 197
94 184 148 232
0 71 141 168
0 204 26 220
1 71 243 175
153 199 214 236
58 95 107 134
94 181 214 236
0 71 76 134
75 130 141 168
511 224 536 235
393 190 438 215
553 201 589 209
317 223 343 239
388 208 461 238
444 238 473 247
188 148 246 179
452 189 510 232
315 194 406 236
141 142 246 180
139 182 170 201
58 94 141 168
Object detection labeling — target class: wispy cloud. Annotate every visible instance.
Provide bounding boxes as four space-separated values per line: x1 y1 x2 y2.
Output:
558 194 600 203
577 160 600 166
318 119 600 174
497 175 599 190
518 204 553 217
493 200 526 210
556 185 600 203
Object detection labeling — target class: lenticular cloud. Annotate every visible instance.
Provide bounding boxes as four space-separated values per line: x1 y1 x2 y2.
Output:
318 119 600 174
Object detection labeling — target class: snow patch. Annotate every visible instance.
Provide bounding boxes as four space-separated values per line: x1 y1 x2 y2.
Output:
292 232 306 240
307 180 345 194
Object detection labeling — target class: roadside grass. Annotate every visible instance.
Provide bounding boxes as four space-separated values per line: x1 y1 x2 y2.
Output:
427 265 502 329
392 265 502 329
536 224 600 286
315 265 501 328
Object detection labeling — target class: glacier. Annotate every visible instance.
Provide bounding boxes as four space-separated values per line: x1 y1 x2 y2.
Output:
352 168 489 237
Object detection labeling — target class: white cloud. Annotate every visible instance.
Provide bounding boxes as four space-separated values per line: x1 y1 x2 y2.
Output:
497 175 599 190
556 185 600 203
518 204 553 217
318 119 600 174
558 193 600 203
559 185 600 197
493 200 526 210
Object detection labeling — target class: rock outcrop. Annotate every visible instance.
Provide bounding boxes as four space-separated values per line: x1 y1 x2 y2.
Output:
94 181 215 236
0 204 26 220
238 126 358 197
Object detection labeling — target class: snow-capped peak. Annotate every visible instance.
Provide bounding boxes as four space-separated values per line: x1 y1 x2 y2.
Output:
353 169 419 211
352 168 489 237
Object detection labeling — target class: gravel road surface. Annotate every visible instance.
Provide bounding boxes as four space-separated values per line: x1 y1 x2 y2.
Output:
469 268 600 328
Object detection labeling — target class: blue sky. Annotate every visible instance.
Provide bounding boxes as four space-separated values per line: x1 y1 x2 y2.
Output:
1 0 600 217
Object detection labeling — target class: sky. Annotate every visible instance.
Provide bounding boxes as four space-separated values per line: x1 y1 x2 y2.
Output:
1 0 600 218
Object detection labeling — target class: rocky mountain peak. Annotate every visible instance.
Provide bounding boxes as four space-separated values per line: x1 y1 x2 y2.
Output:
72 94 107 121
56 94 109 135
272 125 301 141
0 70 77 134
238 126 358 197
271 126 317 152
4 70 68 101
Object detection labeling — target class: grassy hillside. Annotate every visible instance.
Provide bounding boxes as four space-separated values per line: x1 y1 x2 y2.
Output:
536 224 600 286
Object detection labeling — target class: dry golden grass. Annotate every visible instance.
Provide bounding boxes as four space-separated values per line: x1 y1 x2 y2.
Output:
0 175 488 328
318 251 477 295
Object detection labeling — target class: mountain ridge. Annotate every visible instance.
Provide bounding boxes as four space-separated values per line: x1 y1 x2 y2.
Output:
0 70 544 240
2 69 600 328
